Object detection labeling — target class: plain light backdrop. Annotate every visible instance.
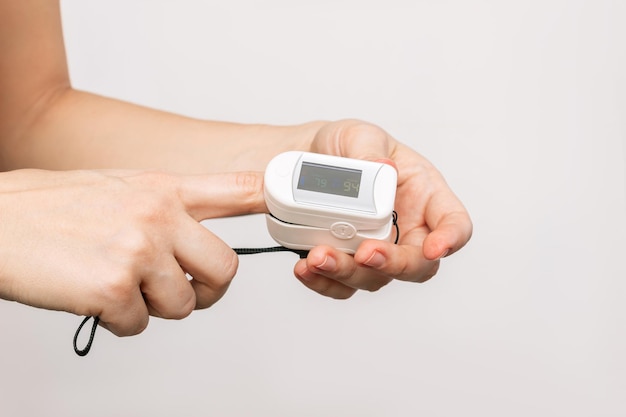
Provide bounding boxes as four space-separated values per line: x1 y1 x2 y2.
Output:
1 1 624 416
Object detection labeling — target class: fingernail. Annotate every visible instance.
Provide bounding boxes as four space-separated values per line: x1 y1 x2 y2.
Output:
436 249 450 260
364 251 386 268
315 255 337 272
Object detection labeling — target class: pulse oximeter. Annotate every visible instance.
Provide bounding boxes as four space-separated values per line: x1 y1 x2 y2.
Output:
264 151 397 254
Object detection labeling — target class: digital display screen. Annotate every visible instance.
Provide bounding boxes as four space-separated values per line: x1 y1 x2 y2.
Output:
297 162 362 198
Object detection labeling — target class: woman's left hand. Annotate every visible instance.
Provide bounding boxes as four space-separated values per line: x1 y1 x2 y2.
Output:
293 119 473 299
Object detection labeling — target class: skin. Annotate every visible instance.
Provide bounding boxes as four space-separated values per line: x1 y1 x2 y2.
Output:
0 0 473 335
0 169 266 336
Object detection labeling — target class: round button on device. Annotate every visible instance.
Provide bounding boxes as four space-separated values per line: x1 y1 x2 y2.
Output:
330 222 357 240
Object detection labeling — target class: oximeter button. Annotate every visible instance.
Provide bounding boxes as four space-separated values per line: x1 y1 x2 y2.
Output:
330 222 357 240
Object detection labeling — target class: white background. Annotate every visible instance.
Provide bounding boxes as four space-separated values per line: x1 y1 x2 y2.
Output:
1 1 625 416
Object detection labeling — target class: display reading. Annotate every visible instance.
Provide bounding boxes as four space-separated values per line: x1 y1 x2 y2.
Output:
297 162 362 198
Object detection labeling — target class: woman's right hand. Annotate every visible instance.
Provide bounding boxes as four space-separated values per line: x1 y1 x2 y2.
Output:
0 169 266 336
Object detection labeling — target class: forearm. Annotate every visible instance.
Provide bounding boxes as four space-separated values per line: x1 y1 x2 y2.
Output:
0 1 324 173
2 87 322 174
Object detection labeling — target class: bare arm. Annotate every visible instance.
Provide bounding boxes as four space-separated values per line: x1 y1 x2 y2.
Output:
0 0 318 173
0 0 472 297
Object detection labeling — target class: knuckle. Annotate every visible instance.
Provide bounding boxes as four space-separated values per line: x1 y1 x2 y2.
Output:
152 294 196 320
234 171 263 209
126 171 181 224
113 316 149 337
118 230 155 262
416 261 440 283
135 193 174 225
180 295 196 317
100 299 139 336
129 316 150 336
235 171 261 191
162 300 196 320
219 251 239 285
101 269 136 305
170 293 196 320
190 252 238 311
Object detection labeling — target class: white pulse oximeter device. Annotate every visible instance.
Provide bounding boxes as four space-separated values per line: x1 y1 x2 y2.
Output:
264 151 397 254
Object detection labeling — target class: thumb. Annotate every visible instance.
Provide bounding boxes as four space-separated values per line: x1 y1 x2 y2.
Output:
177 171 267 220
316 120 397 169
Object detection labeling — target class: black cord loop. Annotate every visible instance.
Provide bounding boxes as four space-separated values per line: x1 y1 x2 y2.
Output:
392 210 399 244
73 315 100 357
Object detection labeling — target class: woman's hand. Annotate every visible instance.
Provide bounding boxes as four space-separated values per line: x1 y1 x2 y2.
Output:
294 119 473 298
0 169 265 336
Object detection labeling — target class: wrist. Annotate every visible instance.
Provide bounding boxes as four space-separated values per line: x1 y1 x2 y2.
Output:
290 120 329 152
212 120 329 172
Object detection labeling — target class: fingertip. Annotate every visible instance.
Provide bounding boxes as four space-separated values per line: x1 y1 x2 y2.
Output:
293 259 310 281
305 245 340 270
424 210 473 260
424 246 450 261
423 231 453 260
305 245 327 263
374 158 398 172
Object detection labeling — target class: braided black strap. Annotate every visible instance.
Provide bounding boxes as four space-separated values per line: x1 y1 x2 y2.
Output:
234 246 309 258
73 315 100 357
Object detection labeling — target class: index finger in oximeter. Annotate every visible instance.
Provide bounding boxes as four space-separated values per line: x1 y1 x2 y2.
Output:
264 151 397 254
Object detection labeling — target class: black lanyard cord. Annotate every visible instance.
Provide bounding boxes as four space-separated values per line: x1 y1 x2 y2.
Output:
233 246 309 258
73 315 100 356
